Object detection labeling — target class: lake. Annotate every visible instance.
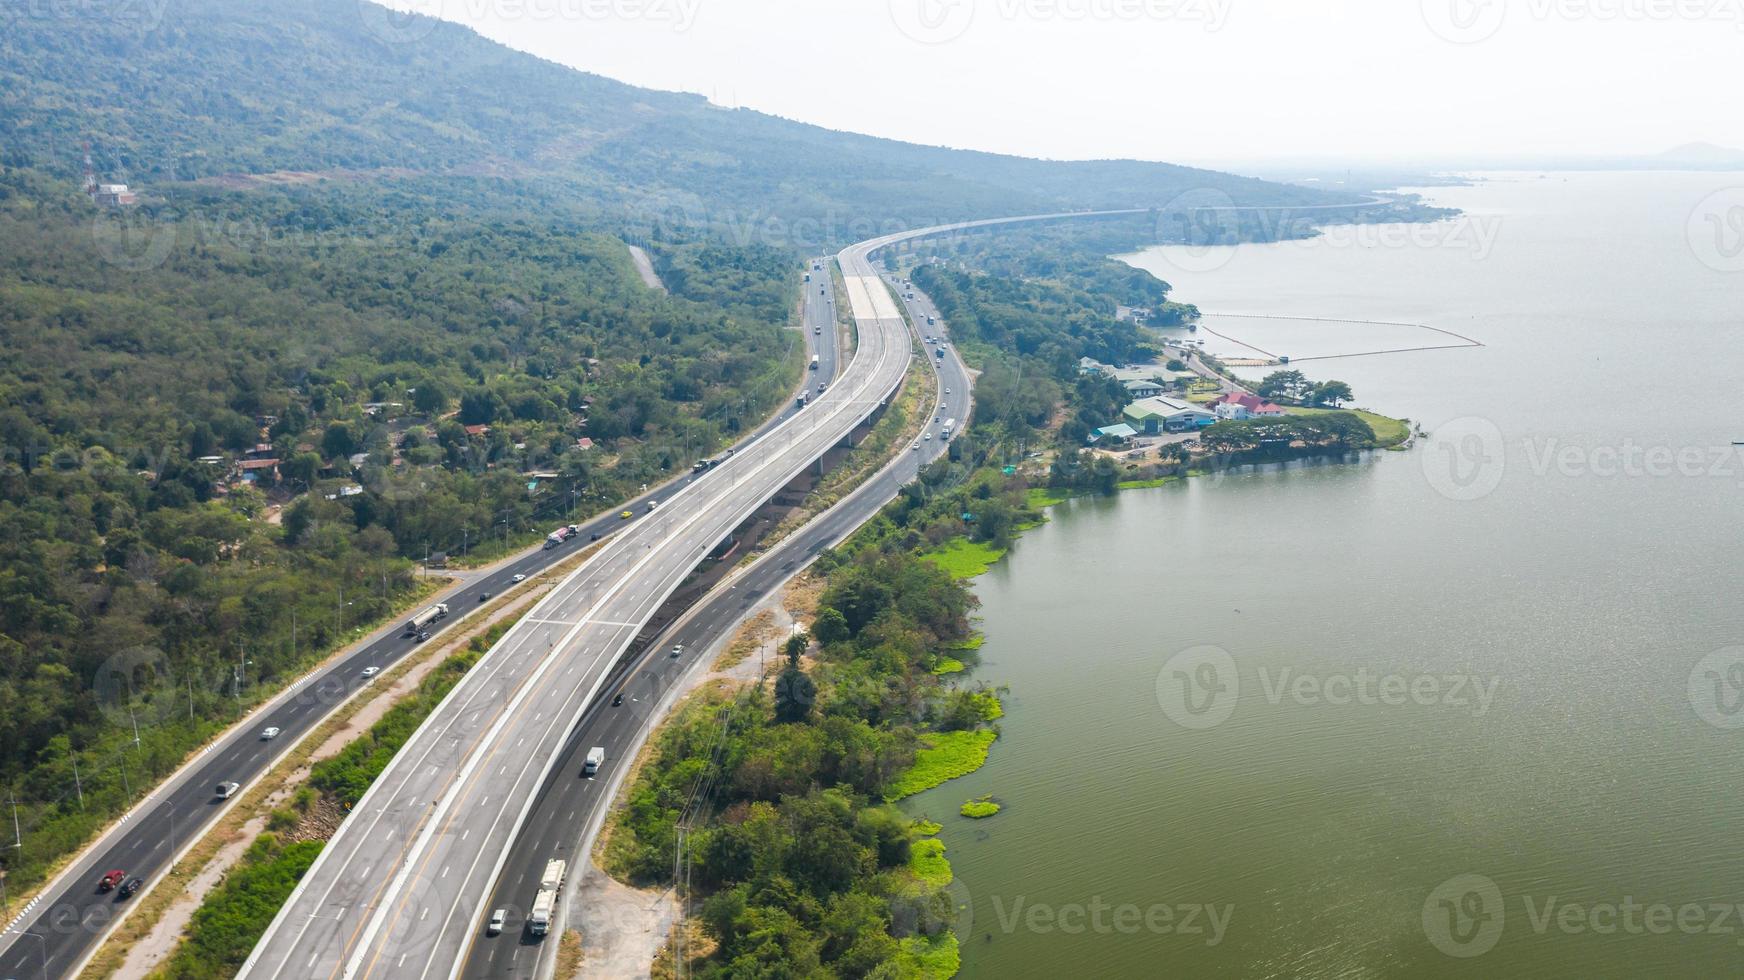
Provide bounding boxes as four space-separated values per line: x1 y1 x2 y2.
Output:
925 172 1744 977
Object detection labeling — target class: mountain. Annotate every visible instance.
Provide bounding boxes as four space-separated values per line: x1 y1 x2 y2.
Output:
0 0 1358 240
1653 142 1744 169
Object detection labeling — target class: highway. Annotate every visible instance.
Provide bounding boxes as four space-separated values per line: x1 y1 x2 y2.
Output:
458 252 972 979
0 280 836 980
237 253 912 979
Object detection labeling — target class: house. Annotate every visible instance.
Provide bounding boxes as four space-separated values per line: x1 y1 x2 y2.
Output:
574 437 595 451
463 424 491 437
90 183 137 207
1078 356 1107 376
1208 392 1287 420
244 443 277 460
1089 423 1139 444
236 458 280 482
1123 378 1165 400
1123 396 1216 435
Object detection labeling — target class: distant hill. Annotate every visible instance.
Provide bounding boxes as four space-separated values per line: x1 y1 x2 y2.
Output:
0 0 1357 241
1653 142 1744 168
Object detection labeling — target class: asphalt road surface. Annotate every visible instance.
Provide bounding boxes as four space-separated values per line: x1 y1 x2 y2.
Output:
0 280 837 980
458 251 974 980
237 261 912 979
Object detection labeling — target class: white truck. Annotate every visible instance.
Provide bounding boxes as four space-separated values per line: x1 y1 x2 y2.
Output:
528 859 566 937
404 603 448 634
809 354 820 371
585 746 605 776
941 419 956 440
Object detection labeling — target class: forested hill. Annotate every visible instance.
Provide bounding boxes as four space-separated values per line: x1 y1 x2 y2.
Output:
0 0 1354 235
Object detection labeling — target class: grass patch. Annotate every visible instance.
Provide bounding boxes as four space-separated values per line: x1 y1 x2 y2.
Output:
921 538 1007 579
908 838 952 888
1023 486 1081 509
153 834 323 977
885 730 998 801
1116 475 1180 491
912 819 942 837
960 796 1000 819
1286 407 1411 448
931 657 965 676
898 932 961 979
557 928 585 978
949 633 985 652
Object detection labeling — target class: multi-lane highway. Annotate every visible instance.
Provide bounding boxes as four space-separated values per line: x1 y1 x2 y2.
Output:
238 255 912 979
0 277 838 980
458 252 973 980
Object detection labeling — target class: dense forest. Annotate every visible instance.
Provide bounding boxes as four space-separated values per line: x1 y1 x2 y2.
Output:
0 0 1363 244
0 158 799 893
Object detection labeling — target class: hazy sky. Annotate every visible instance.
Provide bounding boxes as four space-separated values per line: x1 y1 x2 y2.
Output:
386 0 1743 166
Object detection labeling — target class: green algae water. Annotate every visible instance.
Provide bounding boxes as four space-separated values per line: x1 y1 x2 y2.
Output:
918 173 1744 978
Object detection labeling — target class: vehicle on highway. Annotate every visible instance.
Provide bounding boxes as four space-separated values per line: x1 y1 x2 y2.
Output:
404 602 449 635
810 353 820 371
945 387 951 395
671 643 683 658
814 325 822 334
923 432 932 441
935 348 945 359
512 573 526 583
98 869 126 892
590 531 601 540
528 860 566 937
942 418 957 440
927 315 936 325
646 500 659 512
415 631 431 643
215 781 240 799
912 442 920 451
362 665 382 677
620 510 633 519
118 876 144 899
817 382 827 393
584 747 605 776
260 726 280 740
478 592 491 602
796 392 807 408
611 692 624 706
486 908 506 936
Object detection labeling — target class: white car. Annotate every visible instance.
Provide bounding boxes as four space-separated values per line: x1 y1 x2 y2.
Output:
487 909 506 936
924 433 933 441
912 442 920 451
512 573 526 583
260 727 281 740
361 666 380 678
944 387 951 395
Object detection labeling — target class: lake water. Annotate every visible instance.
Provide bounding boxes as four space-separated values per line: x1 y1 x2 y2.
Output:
925 172 1744 978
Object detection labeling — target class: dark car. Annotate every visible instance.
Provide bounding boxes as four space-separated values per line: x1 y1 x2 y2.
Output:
118 877 145 899
98 869 126 892
611 692 624 707
416 631 431 643
478 592 491 602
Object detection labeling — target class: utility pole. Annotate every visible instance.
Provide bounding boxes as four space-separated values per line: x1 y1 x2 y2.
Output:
72 755 84 811
10 790 21 852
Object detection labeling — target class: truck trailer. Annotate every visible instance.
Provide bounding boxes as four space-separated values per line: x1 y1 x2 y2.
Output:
528 859 567 936
404 603 448 634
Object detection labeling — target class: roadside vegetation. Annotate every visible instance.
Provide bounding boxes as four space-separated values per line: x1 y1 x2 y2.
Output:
149 614 523 978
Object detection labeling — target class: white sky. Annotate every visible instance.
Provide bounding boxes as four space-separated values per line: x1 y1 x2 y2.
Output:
393 0 1743 165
